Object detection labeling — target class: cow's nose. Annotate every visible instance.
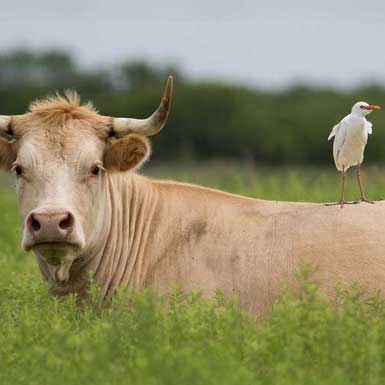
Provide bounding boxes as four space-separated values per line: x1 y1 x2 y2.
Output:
26 210 75 243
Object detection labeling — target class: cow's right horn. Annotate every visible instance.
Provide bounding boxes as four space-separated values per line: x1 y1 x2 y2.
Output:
111 76 173 138
0 116 12 135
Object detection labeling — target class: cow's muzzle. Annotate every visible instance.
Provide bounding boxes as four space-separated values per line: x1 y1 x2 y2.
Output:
22 209 85 254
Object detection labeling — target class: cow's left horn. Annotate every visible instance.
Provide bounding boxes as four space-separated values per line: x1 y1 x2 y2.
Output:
111 76 173 137
0 116 12 135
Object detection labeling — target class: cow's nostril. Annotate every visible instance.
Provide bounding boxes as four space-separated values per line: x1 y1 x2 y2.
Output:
59 213 74 230
31 217 41 232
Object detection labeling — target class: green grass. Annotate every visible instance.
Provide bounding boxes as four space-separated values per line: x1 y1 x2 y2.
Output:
145 160 385 202
2 163 385 385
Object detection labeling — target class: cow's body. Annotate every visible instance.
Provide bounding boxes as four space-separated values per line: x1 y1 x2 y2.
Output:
1 82 385 315
38 172 385 314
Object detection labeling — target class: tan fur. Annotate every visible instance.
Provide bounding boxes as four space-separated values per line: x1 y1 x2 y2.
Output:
30 90 93 113
45 172 385 315
12 91 111 140
8 92 385 315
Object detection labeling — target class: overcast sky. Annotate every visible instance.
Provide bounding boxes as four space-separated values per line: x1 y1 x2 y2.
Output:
1 0 385 89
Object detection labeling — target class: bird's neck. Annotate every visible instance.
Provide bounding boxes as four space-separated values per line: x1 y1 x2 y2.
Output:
350 111 366 119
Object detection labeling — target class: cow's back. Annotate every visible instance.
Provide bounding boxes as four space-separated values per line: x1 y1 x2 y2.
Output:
147 180 385 314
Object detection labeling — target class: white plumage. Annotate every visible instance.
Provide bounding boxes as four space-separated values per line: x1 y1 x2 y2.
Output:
327 101 381 207
328 102 376 171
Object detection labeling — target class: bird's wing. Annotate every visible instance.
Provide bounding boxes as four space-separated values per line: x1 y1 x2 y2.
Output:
328 123 339 141
328 116 348 141
332 119 348 171
365 120 373 135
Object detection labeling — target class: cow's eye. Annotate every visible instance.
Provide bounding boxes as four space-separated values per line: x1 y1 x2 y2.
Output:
11 164 23 176
90 164 105 177
91 166 100 176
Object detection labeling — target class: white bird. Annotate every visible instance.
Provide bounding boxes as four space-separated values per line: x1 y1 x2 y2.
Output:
327 101 381 208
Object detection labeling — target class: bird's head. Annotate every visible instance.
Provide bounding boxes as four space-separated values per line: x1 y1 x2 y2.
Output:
351 101 381 116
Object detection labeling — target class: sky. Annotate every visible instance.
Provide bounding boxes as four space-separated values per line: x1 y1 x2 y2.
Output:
1 0 385 89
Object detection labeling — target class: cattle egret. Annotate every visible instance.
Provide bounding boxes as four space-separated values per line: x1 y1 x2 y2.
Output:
327 101 381 208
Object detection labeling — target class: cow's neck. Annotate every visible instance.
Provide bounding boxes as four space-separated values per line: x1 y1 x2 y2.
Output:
88 172 158 298
38 172 157 298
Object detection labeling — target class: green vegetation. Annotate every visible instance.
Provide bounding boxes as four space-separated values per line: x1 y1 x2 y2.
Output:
145 161 385 202
1 165 385 384
2 48 385 163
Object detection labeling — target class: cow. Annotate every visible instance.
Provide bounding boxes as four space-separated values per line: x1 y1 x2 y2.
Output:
1 76 385 314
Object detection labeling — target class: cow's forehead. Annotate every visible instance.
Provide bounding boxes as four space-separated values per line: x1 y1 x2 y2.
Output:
11 92 111 166
16 128 105 167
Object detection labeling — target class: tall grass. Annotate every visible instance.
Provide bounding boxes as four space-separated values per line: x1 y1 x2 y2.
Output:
1 164 385 385
145 161 385 202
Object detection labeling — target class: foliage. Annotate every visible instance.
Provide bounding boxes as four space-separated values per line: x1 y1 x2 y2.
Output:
1 48 385 163
4 272 385 385
145 161 385 202
2 166 385 384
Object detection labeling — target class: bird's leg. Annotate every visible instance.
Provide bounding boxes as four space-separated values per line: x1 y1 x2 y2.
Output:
325 167 351 208
339 168 346 208
356 163 374 204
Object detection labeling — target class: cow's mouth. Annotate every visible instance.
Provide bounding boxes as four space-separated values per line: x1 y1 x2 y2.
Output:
33 242 81 263
34 241 78 247
33 242 81 283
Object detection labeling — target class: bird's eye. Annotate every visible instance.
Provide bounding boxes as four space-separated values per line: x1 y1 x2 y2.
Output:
360 105 366 109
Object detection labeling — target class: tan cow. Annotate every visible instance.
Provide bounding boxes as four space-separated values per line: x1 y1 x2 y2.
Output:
1 77 385 314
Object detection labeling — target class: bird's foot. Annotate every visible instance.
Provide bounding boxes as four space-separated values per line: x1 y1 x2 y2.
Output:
325 200 355 208
357 197 375 204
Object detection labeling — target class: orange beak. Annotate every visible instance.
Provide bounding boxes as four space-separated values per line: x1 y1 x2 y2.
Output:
365 105 381 110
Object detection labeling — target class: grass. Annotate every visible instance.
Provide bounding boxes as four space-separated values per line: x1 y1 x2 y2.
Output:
145 160 385 202
2 162 385 385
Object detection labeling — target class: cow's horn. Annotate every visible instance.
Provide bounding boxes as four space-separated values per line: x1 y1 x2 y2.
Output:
111 75 173 137
0 116 12 135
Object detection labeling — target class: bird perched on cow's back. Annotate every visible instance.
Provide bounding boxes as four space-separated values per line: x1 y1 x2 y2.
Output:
326 101 381 208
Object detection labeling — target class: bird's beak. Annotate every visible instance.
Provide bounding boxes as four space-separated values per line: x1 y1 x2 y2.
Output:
365 105 381 110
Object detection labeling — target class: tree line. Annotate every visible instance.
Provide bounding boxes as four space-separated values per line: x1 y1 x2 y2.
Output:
1 48 385 163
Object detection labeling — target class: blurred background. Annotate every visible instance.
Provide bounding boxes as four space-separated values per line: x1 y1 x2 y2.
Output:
2 0 385 201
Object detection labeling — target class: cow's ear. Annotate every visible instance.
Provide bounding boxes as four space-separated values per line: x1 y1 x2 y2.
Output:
0 138 15 170
104 134 151 172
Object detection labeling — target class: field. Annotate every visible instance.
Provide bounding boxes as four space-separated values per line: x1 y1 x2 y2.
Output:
2 162 385 385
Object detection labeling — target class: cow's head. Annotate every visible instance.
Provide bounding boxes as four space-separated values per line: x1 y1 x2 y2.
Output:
0 77 172 283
